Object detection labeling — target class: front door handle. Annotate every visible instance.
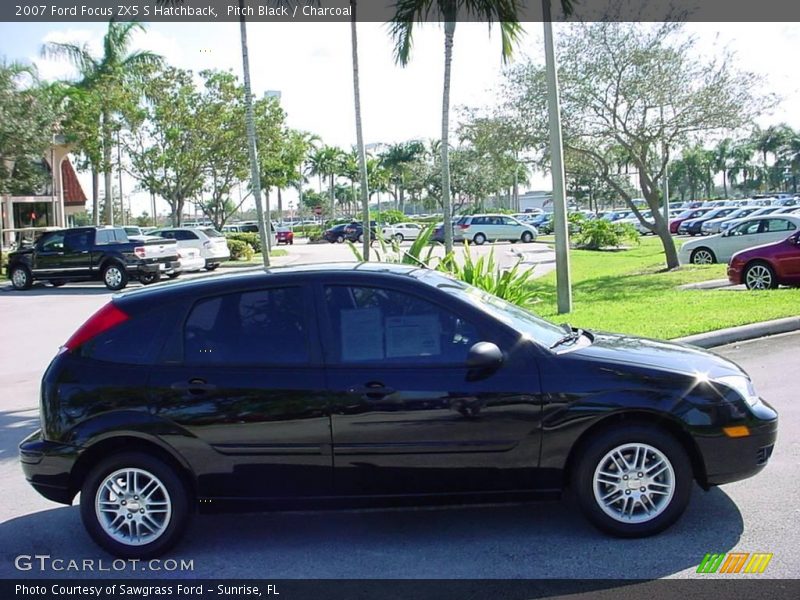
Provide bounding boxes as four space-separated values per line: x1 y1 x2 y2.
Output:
171 379 217 395
347 382 396 400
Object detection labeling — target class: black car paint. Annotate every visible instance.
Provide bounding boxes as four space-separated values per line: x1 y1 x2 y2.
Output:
20 264 777 512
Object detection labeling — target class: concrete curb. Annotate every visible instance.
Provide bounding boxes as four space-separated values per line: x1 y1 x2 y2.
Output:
673 316 800 348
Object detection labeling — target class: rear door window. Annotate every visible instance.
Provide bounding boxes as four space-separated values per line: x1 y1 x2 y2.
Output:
183 287 310 365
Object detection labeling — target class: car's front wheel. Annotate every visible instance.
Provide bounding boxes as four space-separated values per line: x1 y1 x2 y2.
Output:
10 265 33 290
572 425 692 538
690 248 716 265
521 231 534 243
80 452 189 559
139 271 161 285
473 233 487 245
743 261 777 290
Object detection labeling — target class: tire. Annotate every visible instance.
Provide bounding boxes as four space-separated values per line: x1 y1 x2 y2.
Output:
167 272 180 279
521 231 534 243
80 452 190 559
289 240 293 245
743 261 777 290
572 425 692 538
394 233 404 243
102 263 128 291
690 248 716 265
205 263 220 272
50 280 66 287
358 234 364 243
336 235 344 244
139 271 161 285
473 233 487 246
10 265 33 290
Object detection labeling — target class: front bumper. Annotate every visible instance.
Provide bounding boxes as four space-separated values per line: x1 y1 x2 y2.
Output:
696 405 778 487
19 430 81 505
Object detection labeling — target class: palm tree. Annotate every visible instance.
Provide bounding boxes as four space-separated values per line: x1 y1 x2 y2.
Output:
713 138 734 198
390 0 525 253
380 141 425 212
307 145 345 219
350 0 372 257
42 20 163 225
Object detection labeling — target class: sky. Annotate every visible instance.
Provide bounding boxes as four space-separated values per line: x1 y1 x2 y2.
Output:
1 20 799 217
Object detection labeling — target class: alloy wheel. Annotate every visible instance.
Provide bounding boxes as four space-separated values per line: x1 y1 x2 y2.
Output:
745 264 774 290
691 249 714 265
592 443 675 524
95 468 172 547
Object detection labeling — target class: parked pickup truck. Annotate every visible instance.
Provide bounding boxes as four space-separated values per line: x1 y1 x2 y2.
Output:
7 227 178 291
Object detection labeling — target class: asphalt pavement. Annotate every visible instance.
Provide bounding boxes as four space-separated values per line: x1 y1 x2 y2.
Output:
0 253 796 580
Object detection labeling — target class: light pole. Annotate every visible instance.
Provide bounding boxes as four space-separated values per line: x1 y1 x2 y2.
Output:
542 0 572 314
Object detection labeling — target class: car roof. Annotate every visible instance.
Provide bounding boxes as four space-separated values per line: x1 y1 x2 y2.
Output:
116 262 431 309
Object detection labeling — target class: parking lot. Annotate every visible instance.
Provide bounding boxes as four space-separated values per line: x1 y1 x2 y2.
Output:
0 251 797 578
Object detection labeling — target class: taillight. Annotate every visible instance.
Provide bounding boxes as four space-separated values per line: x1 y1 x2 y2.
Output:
134 246 146 258
459 224 469 230
62 303 129 352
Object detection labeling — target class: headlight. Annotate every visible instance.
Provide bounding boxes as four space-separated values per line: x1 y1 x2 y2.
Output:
715 375 760 407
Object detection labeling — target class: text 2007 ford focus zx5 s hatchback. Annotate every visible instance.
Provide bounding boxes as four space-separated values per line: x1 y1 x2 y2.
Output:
20 264 777 558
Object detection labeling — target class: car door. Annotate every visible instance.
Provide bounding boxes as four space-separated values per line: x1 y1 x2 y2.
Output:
717 219 764 262
30 231 66 278
318 280 543 497
60 229 93 277
777 232 800 281
503 216 524 240
761 218 798 245
147 284 332 499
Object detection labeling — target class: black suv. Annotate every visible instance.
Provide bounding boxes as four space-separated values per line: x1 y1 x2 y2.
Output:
20 264 777 558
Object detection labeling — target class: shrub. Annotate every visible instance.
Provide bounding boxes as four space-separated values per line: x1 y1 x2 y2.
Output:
573 217 640 250
438 242 538 308
227 238 254 261
226 232 261 254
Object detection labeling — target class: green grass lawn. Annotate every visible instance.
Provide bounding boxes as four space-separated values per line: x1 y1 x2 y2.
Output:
527 237 800 339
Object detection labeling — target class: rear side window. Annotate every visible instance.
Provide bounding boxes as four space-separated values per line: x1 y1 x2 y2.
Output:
200 228 223 238
176 230 199 240
80 309 167 365
183 287 309 365
764 219 796 232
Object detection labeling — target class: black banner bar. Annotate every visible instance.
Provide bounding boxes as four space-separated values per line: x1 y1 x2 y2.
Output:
3 579 800 600
3 0 800 23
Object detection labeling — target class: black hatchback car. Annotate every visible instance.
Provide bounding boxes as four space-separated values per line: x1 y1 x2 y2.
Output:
20 264 777 558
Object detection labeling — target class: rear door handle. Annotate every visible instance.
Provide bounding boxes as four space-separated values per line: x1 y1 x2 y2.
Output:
171 379 217 395
347 383 396 400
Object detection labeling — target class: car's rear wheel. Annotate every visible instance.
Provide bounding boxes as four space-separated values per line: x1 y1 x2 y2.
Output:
395 233 404 243
572 425 692 538
205 263 220 271
139 271 161 285
80 452 189 559
690 248 716 265
10 265 33 290
102 264 128 291
336 235 344 244
473 233 487 245
167 272 180 279
743 262 777 290
49 280 66 287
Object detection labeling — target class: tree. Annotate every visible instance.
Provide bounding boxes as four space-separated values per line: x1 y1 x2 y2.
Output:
124 68 206 226
307 145 345 218
712 137 734 198
195 70 249 230
380 140 425 213
503 22 772 269
43 20 163 225
390 0 525 254
0 61 60 195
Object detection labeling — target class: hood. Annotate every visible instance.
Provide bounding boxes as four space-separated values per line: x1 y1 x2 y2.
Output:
571 331 744 379
8 247 34 259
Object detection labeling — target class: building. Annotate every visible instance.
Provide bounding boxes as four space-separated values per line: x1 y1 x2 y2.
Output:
1 136 87 247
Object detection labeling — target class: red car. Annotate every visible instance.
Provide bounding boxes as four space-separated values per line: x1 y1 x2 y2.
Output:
669 207 714 234
728 230 800 289
276 227 294 245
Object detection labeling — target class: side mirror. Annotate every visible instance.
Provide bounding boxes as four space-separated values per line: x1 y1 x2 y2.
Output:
466 342 504 381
